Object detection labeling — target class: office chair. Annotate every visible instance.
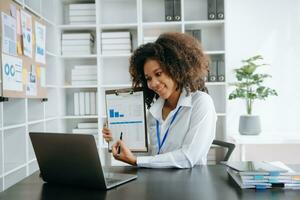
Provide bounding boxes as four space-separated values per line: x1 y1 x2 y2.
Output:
212 140 235 162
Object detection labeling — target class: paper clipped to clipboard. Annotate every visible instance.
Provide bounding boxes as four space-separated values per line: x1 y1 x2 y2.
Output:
105 88 148 152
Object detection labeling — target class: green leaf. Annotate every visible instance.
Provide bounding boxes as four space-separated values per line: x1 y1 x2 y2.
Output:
228 55 278 104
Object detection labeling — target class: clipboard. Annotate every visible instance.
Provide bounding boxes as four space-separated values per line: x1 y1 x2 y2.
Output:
105 88 148 152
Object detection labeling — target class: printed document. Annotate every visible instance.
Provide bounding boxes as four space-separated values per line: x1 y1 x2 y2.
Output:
105 88 148 152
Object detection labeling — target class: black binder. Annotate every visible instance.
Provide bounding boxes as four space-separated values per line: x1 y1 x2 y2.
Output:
185 30 193 37
207 0 217 20
165 0 174 21
208 60 217 82
217 60 225 82
193 29 202 43
173 0 181 21
216 0 224 19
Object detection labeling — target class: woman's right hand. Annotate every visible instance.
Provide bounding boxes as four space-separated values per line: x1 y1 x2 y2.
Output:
102 127 113 143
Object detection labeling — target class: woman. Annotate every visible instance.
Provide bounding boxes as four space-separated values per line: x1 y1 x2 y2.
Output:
102 32 217 168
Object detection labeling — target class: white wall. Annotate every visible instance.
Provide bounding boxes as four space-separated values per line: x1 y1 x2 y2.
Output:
226 0 300 135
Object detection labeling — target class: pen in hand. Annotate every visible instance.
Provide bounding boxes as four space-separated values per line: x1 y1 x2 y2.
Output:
117 132 123 154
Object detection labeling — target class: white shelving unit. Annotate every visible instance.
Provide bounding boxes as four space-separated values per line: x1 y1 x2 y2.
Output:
0 0 227 191
0 0 64 191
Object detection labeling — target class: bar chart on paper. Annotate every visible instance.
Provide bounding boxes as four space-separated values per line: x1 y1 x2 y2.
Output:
105 89 147 152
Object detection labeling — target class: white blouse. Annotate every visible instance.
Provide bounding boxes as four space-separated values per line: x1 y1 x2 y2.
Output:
136 89 217 168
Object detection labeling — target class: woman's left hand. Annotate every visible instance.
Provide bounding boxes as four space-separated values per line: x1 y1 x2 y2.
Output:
112 140 137 166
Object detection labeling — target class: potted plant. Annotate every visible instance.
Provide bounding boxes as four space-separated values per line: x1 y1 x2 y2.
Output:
228 55 278 135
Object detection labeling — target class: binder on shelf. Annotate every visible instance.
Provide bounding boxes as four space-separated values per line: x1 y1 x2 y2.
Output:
105 88 148 152
216 0 224 19
90 92 96 115
193 29 202 43
165 0 173 21
217 60 225 82
185 30 201 43
208 60 217 82
207 0 217 20
185 30 193 37
79 92 85 115
173 0 181 21
85 92 90 115
74 92 79 115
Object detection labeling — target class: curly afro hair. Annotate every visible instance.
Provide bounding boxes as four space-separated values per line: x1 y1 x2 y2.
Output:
129 32 210 108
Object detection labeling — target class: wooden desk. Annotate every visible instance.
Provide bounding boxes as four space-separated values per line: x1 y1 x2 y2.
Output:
0 165 300 200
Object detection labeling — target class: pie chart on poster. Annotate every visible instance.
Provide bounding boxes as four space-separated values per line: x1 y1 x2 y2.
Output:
5 64 10 75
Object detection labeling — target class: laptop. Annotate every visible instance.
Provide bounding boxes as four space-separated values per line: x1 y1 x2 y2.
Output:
29 132 137 190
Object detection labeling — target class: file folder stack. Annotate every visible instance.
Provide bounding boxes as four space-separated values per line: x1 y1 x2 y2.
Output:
62 33 94 55
68 3 96 24
73 91 98 116
224 161 300 189
71 65 97 86
101 32 132 55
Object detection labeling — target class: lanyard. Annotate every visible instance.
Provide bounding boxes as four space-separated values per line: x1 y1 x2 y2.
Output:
156 106 182 154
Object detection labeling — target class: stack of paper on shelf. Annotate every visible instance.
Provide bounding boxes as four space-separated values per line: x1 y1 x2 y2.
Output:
224 161 300 189
71 65 97 85
68 3 96 24
62 33 94 55
74 91 97 116
101 31 132 54
143 36 157 44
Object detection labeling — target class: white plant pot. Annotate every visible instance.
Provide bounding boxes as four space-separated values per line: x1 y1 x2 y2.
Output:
239 115 261 135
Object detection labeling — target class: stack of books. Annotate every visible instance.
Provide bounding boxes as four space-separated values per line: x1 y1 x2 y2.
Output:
74 91 97 116
71 65 97 86
62 33 94 55
72 122 98 144
143 36 157 44
68 3 96 24
224 161 300 189
101 32 132 55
